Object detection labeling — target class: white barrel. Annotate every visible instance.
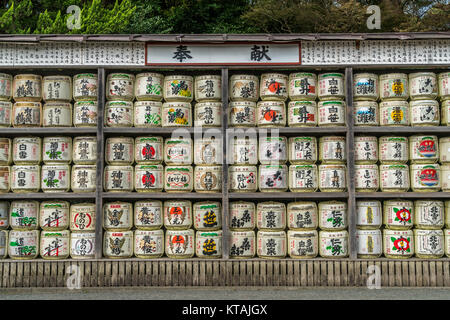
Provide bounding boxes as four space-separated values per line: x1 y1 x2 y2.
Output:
380 164 410 192
70 203 95 231
12 102 41 127
8 230 39 259
288 136 317 164
288 72 317 101
353 73 378 101
379 73 408 101
134 229 164 258
0 201 9 229
163 200 192 230
355 136 378 164
196 230 222 258
318 164 346 192
134 72 164 101
70 232 96 259
134 200 163 230
39 201 69 230
356 229 382 258
164 165 193 192
163 75 194 102
41 164 70 192
410 100 440 126
9 200 39 230
42 136 72 164
260 73 288 101
414 200 444 229
230 231 255 258
165 229 195 258
256 201 286 231
317 101 346 126
409 72 438 100
194 165 222 193
440 137 450 163
257 231 286 258
0 138 11 165
103 230 133 258
442 164 450 192
229 74 259 102
0 73 12 101
318 201 347 231
231 136 258 165
73 136 97 164
43 102 72 127
410 163 440 192
229 165 257 192
103 165 134 192
164 137 192 164
229 201 255 231
106 73 135 101
256 101 286 127
193 201 222 231
446 202 450 228
13 136 41 164
379 100 410 126
71 165 96 193
379 136 408 164
105 137 134 165
194 137 222 165
414 229 443 258
355 164 379 192
318 73 345 101
10 165 40 192
287 101 317 127
287 230 318 258
409 135 439 164
258 164 288 192
353 101 379 126
73 101 98 127
287 202 318 230
40 230 70 259
0 230 7 258
319 136 346 164
383 199 413 230
356 200 382 229
195 75 221 102
0 166 9 193
73 73 97 101
161 101 191 127
135 136 163 164
445 229 450 258
194 102 221 127
319 230 349 258
104 101 133 127
13 74 42 102
228 101 256 127
134 164 164 192
134 101 162 127
438 72 450 100
103 201 133 231
0 101 12 127
258 136 287 164
42 75 72 102
289 164 318 192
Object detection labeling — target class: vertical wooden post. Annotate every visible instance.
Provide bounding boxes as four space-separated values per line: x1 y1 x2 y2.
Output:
222 67 230 259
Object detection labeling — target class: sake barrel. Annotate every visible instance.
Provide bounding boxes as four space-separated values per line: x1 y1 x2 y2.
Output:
9 200 39 230
106 73 135 101
379 136 408 164
103 189 129 229
318 201 347 231
353 101 379 126
414 200 444 229
72 136 97 164
194 102 221 127
106 137 135 166
42 102 72 127
164 137 192 164
410 100 440 126
258 136 287 164
379 73 408 101
42 136 72 164
194 165 222 193
379 100 410 126
318 73 345 101
103 230 133 258
229 165 257 192
40 230 70 259
134 101 162 127
257 231 286 259
228 101 256 127
73 73 97 101
354 136 378 164
445 229 450 258
8 230 39 259
231 136 258 165
13 74 42 102
135 136 163 164
161 102 192 127
318 164 347 192
439 137 450 163
288 72 317 101
194 75 221 102
287 201 318 230
414 229 444 259
163 200 192 230
12 136 41 164
70 203 95 231
165 229 195 258
10 165 40 193
70 232 96 259
134 164 164 192
12 102 41 127
383 199 414 230
196 230 222 258
258 164 288 192
163 75 194 102
288 136 317 164
409 135 439 164
447 201 450 228
193 201 222 231
39 200 70 231
229 201 255 231
42 75 72 102
0 101 12 127
289 164 318 192
442 164 450 192
134 72 164 101
317 101 346 126
0 230 7 258
103 165 134 192
0 73 12 101
134 200 163 230
71 165 96 193
104 101 133 127
356 229 382 258
287 101 317 127
41 164 70 192
0 166 9 193
0 138 11 165
256 201 286 231
409 72 438 100
0 201 9 230
411 163 441 192
229 74 259 102
164 165 193 192
353 73 379 101
287 230 318 258
319 136 346 164
260 73 288 101
256 101 286 127
438 72 450 101
380 164 410 192
194 137 222 165
134 229 164 258
355 164 379 192
356 200 382 229
230 231 255 258
73 101 97 127
319 230 349 258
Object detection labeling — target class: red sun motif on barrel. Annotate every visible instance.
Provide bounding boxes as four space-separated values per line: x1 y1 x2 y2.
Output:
264 110 277 121
172 235 185 245
268 80 282 93
142 144 156 159
142 172 155 186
